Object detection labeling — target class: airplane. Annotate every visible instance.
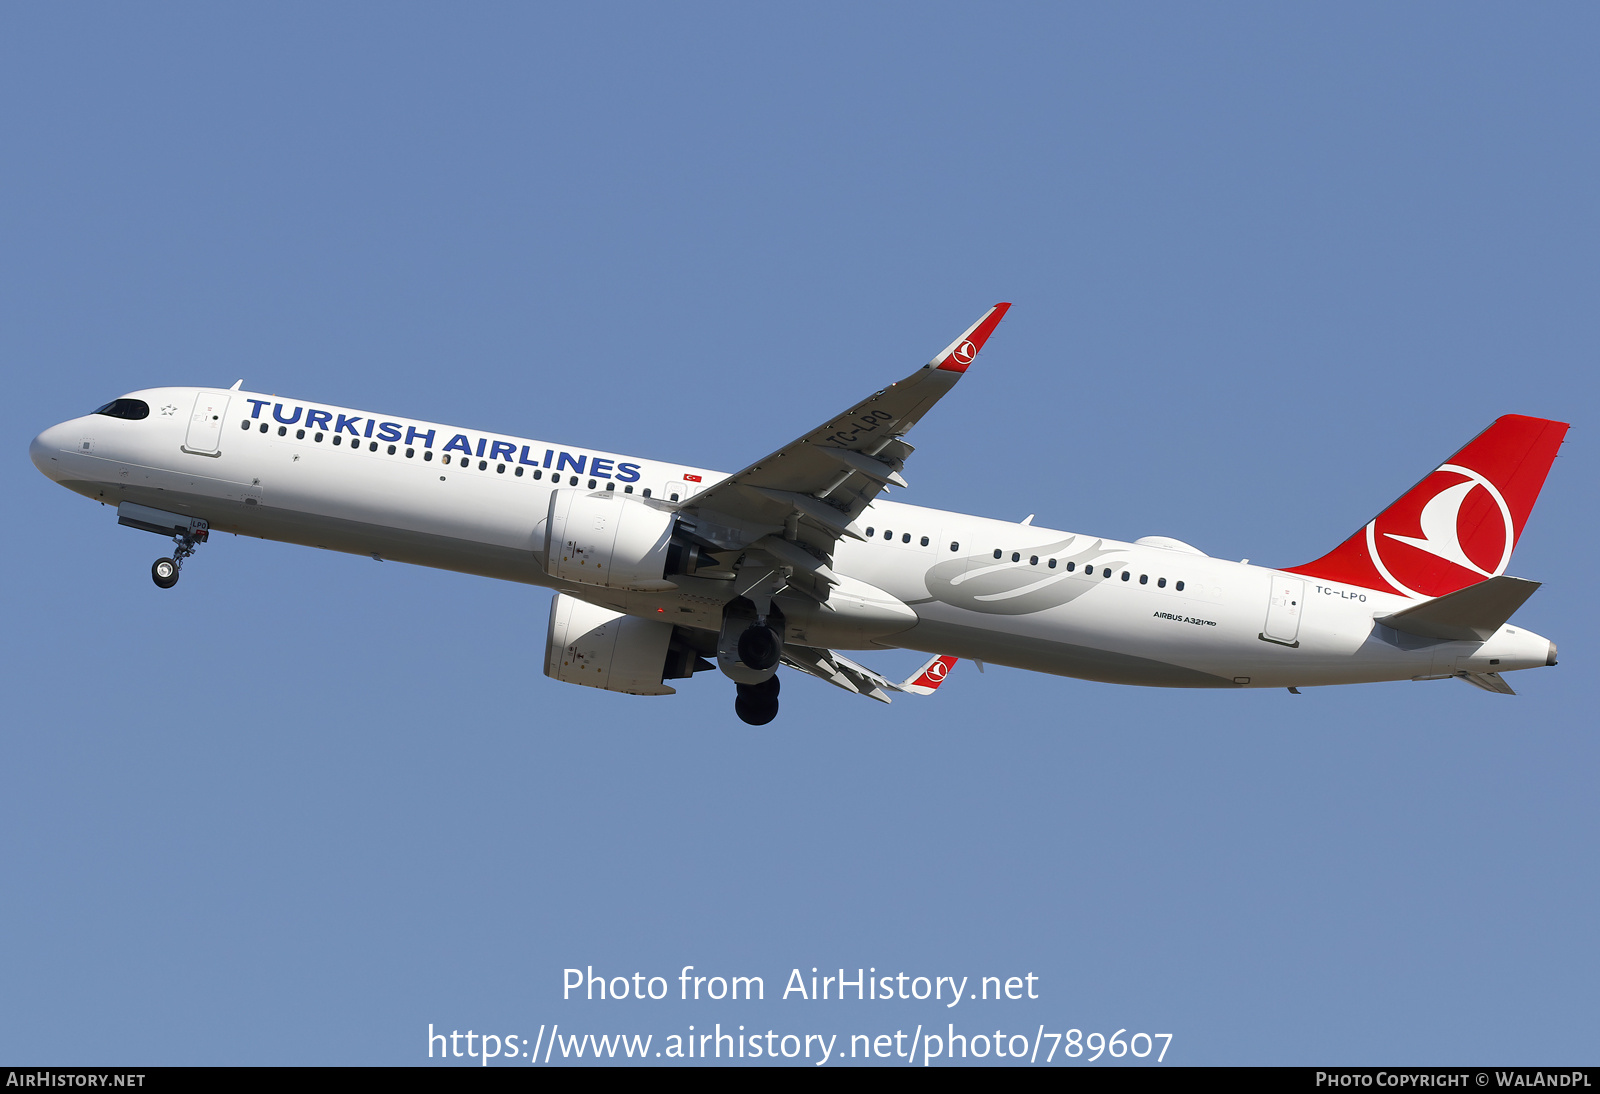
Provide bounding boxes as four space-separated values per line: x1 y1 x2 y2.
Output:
29 304 1568 724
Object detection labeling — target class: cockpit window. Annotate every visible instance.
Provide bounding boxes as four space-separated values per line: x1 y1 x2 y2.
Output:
94 399 149 420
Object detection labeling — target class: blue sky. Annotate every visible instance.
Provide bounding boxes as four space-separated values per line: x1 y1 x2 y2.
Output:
3 3 1595 1066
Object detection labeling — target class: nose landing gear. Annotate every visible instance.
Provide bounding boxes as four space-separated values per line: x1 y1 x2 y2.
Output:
150 523 208 589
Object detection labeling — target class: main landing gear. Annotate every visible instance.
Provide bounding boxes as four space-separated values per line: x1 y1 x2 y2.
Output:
737 623 781 671
151 524 208 589
719 590 787 725
734 674 780 726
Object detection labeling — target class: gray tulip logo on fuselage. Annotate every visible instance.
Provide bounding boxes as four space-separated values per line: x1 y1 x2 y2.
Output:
911 537 1124 615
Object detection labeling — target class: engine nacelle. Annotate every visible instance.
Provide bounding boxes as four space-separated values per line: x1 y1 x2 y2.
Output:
544 489 676 590
545 593 679 696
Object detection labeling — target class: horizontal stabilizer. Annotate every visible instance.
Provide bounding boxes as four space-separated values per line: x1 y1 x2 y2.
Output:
1376 575 1541 642
1458 671 1516 695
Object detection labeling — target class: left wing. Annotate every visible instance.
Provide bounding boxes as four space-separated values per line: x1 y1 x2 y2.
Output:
673 304 1010 594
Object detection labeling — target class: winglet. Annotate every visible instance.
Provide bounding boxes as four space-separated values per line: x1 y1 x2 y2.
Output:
927 303 1011 373
901 654 958 696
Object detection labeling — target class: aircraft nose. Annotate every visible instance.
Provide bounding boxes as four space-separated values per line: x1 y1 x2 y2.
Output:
30 422 71 479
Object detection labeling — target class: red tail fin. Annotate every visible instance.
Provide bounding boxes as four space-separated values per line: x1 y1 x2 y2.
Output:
1286 415 1568 599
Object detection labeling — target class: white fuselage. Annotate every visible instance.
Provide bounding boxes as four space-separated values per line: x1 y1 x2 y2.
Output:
31 386 1554 690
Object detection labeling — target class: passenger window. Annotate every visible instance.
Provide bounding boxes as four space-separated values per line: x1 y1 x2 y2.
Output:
884 530 893 541
605 481 615 491
1066 561 1075 572
1176 580 1185 591
240 420 249 430
1048 558 1056 568
333 434 342 445
866 527 875 537
950 542 959 552
497 464 506 474
571 476 580 486
259 423 267 433
314 432 323 442
643 488 652 498
669 491 679 501
388 445 396 455
1011 552 1020 562
1121 570 1130 581
588 478 597 488
279 426 287 436
532 469 541 479
1103 568 1112 578
624 485 633 493
1030 555 1038 565
993 549 1002 559
442 455 451 465
902 533 911 543
1158 577 1166 588
1139 574 1148 584
424 451 433 461
920 536 929 547
480 460 489 471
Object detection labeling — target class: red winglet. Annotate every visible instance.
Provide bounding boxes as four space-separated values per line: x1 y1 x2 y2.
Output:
1286 414 1569 598
929 303 1011 373
901 654 958 695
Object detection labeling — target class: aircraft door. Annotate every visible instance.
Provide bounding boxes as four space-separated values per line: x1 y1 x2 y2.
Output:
184 393 230 456
1261 574 1304 647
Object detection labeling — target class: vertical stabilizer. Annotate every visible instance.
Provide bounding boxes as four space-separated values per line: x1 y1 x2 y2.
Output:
1287 415 1567 598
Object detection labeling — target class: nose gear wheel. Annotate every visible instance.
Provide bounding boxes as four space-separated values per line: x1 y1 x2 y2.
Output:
149 522 208 589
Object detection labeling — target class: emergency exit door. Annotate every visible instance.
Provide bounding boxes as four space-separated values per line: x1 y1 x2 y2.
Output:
1261 575 1305 647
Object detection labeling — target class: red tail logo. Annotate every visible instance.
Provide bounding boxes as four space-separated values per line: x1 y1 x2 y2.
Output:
1287 415 1568 599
